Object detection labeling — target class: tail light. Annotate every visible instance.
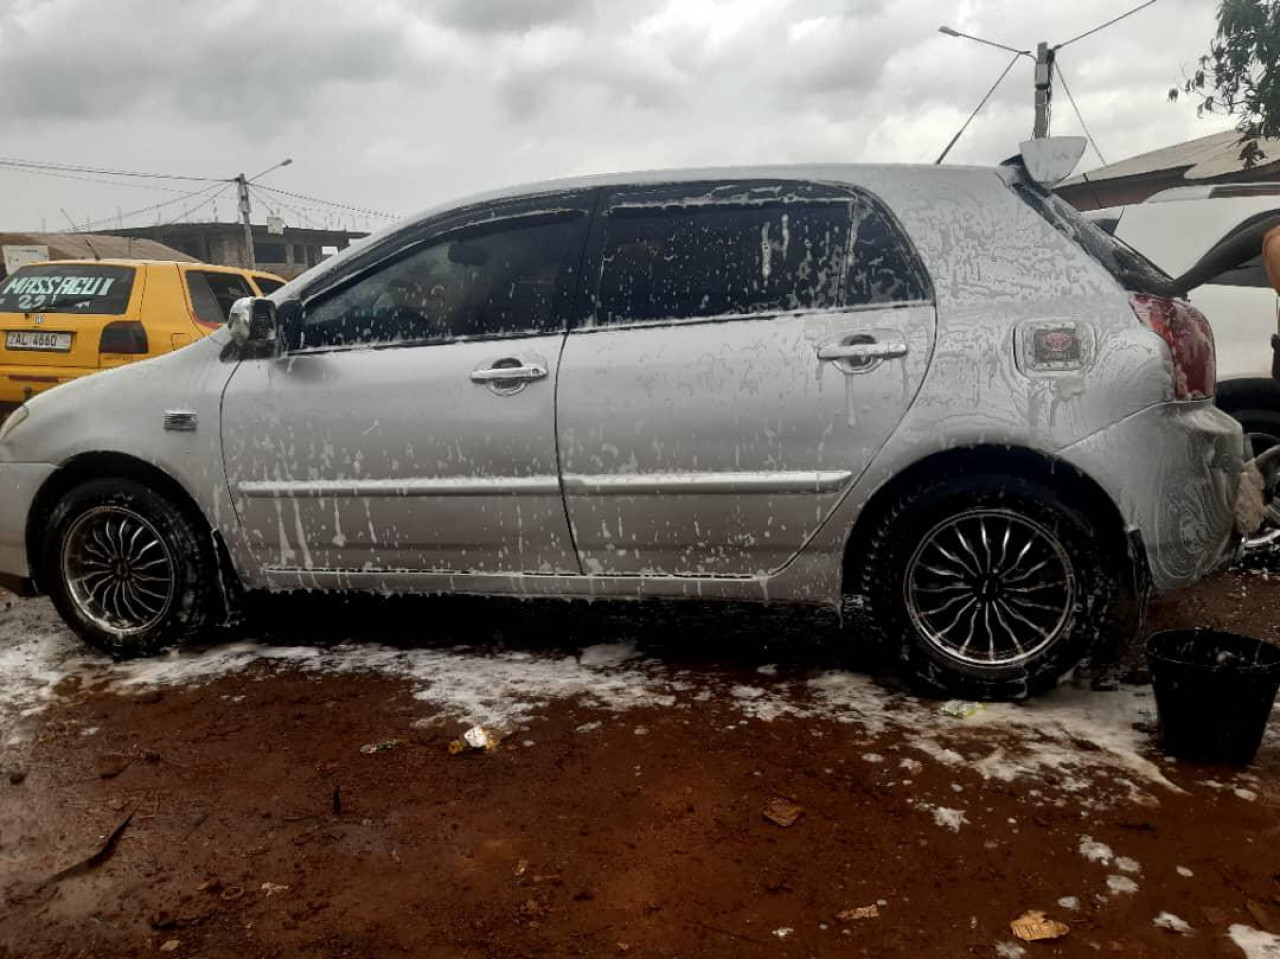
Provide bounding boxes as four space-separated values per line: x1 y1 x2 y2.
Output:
1129 294 1215 400
99 321 149 355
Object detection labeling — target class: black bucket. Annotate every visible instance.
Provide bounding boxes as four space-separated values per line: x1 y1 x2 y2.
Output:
1147 629 1280 766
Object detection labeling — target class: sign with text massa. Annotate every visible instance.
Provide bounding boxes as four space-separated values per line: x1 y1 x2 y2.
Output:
0 263 135 315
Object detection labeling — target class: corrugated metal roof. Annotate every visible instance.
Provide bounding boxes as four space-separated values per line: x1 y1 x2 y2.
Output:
1061 130 1280 186
0 232 197 263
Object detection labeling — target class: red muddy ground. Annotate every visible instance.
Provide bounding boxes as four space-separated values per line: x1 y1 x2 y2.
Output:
1 570 1279 958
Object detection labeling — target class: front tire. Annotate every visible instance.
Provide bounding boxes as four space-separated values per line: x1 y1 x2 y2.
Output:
856 474 1122 699
43 479 218 659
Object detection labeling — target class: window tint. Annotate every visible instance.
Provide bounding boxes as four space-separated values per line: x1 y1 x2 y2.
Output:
0 264 135 315
299 214 582 350
1012 182 1175 295
253 275 286 295
597 203 849 324
186 271 255 326
847 200 931 305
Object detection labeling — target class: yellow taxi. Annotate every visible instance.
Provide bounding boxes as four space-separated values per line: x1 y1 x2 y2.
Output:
0 260 285 413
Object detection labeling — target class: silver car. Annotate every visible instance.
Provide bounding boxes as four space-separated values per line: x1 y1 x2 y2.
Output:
0 155 1260 697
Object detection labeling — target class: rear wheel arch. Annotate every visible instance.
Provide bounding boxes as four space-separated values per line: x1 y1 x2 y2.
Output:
841 445 1131 594
27 452 239 602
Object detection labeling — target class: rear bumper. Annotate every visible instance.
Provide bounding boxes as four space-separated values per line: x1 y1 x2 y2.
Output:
0 366 91 405
0 462 56 590
1059 401 1247 594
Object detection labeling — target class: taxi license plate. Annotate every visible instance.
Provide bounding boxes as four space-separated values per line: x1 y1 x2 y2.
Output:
5 331 72 352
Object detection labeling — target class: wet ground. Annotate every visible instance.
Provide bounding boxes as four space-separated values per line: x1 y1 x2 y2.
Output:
2 572 1280 958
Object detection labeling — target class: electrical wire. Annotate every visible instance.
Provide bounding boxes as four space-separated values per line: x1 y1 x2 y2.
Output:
150 182 235 229
936 52 1023 164
0 161 208 194
0 155 225 183
1054 0 1159 50
253 183 398 219
1054 61 1107 165
71 182 230 233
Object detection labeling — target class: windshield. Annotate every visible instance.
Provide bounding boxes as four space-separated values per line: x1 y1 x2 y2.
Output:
1012 182 1176 296
0 263 136 315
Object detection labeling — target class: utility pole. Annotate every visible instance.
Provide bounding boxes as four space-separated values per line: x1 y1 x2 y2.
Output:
236 173 255 270
1032 41 1055 138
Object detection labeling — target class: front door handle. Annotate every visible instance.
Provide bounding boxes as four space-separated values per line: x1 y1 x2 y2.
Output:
470 363 548 384
817 340 908 362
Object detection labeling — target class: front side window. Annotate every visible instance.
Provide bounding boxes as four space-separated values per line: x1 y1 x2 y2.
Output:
299 214 583 350
0 264 135 315
186 270 255 326
596 202 850 324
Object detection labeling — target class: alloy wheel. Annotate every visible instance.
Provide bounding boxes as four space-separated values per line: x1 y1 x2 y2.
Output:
61 505 177 637
904 509 1076 667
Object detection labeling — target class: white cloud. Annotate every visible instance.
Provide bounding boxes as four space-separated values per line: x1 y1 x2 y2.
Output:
0 0 1242 232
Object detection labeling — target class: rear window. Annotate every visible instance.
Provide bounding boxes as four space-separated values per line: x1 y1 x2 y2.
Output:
1013 182 1174 295
254 275 286 295
0 264 135 315
186 270 255 325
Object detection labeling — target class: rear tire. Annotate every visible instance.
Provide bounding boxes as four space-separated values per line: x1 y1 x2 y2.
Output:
855 474 1123 699
43 478 218 659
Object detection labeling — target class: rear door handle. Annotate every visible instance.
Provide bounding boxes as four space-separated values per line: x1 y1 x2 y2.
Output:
817 340 908 362
470 364 548 384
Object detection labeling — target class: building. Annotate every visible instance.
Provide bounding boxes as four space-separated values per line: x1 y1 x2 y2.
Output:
1057 129 1280 211
0 232 196 279
89 222 368 280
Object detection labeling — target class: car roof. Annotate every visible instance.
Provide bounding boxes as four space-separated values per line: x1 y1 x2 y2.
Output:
294 162 1002 296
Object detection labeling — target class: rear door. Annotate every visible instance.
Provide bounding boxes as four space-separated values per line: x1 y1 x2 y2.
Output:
0 263 141 371
556 180 936 576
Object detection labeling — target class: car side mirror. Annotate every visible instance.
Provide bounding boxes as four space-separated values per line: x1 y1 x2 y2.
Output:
228 297 279 346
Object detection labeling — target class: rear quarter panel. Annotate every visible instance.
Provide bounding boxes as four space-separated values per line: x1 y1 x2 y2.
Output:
761 166 1177 604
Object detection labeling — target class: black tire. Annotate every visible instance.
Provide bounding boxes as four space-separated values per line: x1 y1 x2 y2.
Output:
42 478 219 659
855 474 1123 699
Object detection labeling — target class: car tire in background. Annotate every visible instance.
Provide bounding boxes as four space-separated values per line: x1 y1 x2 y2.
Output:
42 478 219 659
856 474 1122 700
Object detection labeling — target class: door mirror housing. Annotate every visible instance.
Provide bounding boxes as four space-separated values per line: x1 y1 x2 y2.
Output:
227 297 279 346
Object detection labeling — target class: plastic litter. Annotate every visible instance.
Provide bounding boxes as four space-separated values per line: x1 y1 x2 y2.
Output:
939 700 986 719
1010 910 1069 941
448 725 502 754
762 797 803 828
359 740 402 755
837 905 879 920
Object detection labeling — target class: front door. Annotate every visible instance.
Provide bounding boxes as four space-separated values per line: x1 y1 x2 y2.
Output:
221 192 594 579
556 180 936 576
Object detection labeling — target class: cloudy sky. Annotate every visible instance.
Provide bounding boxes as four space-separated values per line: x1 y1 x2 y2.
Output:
0 0 1238 234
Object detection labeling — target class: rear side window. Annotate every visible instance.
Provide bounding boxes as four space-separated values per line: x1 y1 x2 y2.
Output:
1012 182 1174 295
597 203 848 323
594 192 929 325
0 264 135 315
254 275 286 295
187 270 255 325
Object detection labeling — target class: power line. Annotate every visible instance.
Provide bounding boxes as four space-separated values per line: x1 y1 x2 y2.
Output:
151 182 235 230
936 52 1024 164
0 161 207 195
0 155 226 183
1054 61 1107 165
253 183 398 220
71 182 229 233
1054 0 1160 50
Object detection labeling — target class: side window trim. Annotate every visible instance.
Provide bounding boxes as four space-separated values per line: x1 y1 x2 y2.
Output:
289 200 594 356
567 299 932 336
